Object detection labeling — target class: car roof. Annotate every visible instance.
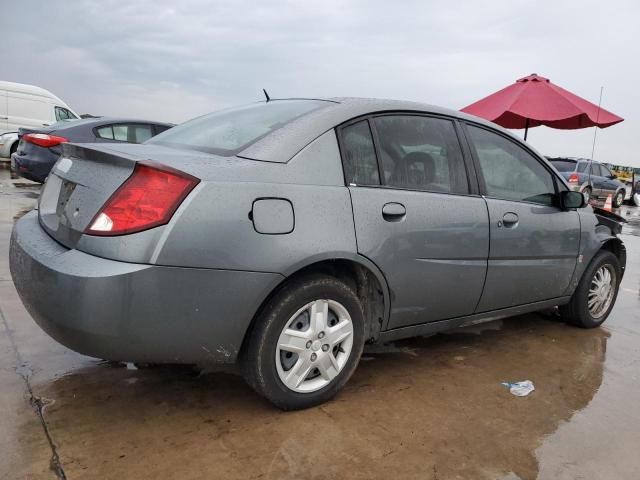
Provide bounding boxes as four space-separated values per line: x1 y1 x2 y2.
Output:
238 97 546 163
0 80 66 103
548 157 601 164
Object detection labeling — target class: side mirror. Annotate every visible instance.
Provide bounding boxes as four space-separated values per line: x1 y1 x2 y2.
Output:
561 190 587 209
609 174 617 180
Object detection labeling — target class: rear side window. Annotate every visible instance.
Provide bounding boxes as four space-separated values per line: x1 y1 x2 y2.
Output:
467 124 555 205
341 120 380 186
146 100 327 155
96 124 154 143
373 115 468 194
96 126 114 139
577 162 589 173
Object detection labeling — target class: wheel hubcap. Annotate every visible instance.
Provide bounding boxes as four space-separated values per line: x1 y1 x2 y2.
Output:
276 299 354 393
588 264 616 319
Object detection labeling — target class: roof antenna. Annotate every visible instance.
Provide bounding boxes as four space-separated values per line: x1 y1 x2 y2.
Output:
588 86 604 194
263 88 271 102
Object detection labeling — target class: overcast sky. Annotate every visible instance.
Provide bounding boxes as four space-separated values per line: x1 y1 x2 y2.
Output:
4 0 640 166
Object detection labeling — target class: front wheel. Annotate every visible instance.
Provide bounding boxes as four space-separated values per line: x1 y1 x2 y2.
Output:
242 274 365 410
559 250 621 328
613 190 625 208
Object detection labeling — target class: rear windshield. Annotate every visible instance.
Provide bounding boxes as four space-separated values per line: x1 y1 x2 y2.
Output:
147 100 328 156
550 160 577 172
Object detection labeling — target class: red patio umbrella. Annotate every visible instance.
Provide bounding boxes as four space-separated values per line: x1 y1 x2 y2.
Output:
461 73 623 140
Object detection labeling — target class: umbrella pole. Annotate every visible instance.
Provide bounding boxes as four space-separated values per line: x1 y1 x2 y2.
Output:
524 118 529 141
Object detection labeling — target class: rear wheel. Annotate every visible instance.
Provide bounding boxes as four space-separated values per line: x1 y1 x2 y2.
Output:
613 190 625 208
582 186 592 203
242 274 365 410
559 250 621 328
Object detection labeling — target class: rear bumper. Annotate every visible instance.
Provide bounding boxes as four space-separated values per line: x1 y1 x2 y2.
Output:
10 211 283 365
12 152 54 183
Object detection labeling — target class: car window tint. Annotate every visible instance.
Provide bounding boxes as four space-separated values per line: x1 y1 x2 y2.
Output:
468 125 555 206
96 126 114 140
577 162 589 173
341 120 380 186
373 115 468 194
601 165 612 177
130 124 153 143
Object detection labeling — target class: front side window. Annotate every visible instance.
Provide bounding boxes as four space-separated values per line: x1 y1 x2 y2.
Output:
373 115 468 194
341 120 380 185
147 100 328 155
131 124 153 143
55 106 78 121
467 124 556 206
601 165 613 178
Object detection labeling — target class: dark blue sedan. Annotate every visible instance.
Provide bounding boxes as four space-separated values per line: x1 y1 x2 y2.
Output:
12 117 173 183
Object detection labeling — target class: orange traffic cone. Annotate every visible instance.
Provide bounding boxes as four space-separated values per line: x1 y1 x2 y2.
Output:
603 194 613 212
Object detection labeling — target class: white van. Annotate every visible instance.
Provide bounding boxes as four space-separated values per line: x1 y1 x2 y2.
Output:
0 81 79 158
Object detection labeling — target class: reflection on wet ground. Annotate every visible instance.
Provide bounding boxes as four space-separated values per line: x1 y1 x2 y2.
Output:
1 165 640 479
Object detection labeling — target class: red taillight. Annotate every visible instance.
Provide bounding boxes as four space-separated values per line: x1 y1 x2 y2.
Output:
568 173 579 183
85 162 200 236
23 133 68 148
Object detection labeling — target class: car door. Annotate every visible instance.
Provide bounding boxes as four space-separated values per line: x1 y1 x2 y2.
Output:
339 115 489 330
464 123 580 311
599 164 618 196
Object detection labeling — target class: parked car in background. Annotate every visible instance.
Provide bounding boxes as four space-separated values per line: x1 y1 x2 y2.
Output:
0 81 79 159
12 117 173 182
549 157 627 207
11 98 626 410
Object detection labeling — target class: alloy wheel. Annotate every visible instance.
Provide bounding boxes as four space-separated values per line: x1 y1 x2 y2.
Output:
587 264 616 319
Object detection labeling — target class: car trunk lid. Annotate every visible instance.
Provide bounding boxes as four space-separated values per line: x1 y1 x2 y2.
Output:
38 143 137 248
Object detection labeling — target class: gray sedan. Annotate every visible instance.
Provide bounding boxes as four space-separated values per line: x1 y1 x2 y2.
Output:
10 98 626 409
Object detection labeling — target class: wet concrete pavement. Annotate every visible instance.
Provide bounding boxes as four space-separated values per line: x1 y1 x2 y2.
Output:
1 165 640 479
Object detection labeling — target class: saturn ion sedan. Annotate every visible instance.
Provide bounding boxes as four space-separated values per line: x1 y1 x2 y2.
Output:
10 98 626 409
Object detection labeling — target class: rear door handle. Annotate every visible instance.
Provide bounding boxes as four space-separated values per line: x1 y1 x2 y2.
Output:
382 202 406 221
500 212 519 228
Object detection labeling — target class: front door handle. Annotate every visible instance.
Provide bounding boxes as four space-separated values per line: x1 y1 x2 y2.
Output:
382 202 406 221
501 212 519 228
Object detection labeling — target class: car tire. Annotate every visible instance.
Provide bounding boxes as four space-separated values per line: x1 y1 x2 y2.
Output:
559 250 621 329
613 190 625 208
582 186 592 204
242 274 365 410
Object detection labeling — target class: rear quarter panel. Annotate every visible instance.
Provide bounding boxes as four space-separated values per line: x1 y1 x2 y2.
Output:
76 130 358 275
154 182 357 273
